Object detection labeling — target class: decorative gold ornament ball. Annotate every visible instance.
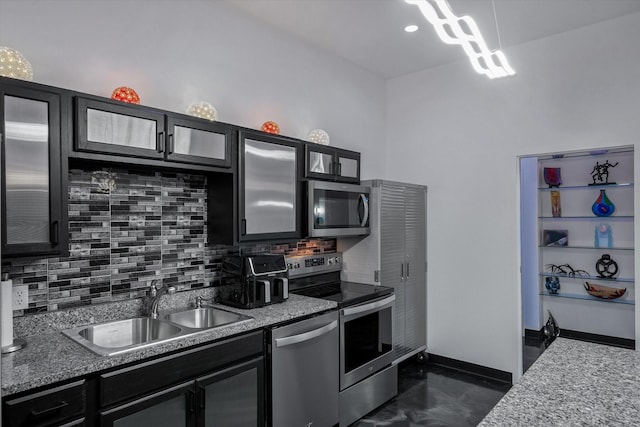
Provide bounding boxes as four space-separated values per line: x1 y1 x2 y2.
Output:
0 47 33 81
187 102 218 121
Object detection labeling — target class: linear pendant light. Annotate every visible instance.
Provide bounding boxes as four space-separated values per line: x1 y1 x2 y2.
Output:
405 0 516 79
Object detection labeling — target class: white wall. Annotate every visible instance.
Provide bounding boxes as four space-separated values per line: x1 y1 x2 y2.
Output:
0 0 386 178
386 12 640 380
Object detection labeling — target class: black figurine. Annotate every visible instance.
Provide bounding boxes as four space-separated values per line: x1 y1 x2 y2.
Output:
545 263 589 278
589 160 619 185
595 254 619 279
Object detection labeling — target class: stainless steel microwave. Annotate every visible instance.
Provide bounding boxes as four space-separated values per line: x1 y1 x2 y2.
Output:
307 181 370 237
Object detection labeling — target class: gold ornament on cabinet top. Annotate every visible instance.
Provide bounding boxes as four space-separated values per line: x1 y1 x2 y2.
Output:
0 47 33 81
307 129 330 145
187 101 218 121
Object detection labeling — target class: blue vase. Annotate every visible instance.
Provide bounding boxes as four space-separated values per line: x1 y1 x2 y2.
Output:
545 277 560 294
592 189 615 217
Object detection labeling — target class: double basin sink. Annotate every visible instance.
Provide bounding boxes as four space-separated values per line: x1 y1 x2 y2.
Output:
62 307 253 356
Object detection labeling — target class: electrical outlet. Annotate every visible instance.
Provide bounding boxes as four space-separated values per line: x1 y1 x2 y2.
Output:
13 285 29 310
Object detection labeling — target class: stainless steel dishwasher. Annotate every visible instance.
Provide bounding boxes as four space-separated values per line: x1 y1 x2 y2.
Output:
267 310 339 427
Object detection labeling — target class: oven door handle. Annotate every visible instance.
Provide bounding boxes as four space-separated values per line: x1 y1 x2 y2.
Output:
341 294 395 318
275 320 338 347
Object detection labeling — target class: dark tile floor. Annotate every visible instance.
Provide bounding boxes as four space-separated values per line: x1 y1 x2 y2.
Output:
354 340 547 427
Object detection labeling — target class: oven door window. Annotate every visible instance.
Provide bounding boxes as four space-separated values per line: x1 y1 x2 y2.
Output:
313 190 368 229
343 307 393 373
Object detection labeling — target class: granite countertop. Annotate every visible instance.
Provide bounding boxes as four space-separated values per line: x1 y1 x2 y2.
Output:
479 338 640 426
1 294 337 397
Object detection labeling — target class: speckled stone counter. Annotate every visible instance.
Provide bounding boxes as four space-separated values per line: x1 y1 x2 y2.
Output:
1 294 336 396
479 338 640 426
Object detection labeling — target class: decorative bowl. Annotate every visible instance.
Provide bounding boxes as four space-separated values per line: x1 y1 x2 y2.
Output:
583 282 626 300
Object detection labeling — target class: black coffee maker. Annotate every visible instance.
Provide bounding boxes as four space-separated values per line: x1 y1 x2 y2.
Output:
221 254 289 308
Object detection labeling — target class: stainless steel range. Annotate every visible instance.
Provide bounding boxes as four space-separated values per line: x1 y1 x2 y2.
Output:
287 252 398 427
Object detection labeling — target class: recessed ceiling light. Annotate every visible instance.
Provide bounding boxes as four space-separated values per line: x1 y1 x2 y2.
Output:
404 25 419 33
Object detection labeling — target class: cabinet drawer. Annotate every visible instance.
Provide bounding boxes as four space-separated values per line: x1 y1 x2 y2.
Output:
3 380 86 427
100 330 263 408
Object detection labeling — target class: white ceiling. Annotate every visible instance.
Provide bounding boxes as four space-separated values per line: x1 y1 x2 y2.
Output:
226 0 640 79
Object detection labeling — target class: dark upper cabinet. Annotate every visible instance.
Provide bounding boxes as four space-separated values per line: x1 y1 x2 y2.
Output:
165 115 232 168
0 79 68 258
74 96 233 170
237 130 302 242
75 97 166 160
305 144 360 183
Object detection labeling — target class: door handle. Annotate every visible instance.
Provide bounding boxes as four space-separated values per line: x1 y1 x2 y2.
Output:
157 131 165 153
167 133 174 154
30 401 68 418
275 320 338 347
359 194 369 227
51 220 59 245
342 294 395 318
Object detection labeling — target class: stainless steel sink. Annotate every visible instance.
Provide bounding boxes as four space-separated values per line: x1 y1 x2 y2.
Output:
63 317 185 357
62 307 253 357
164 307 252 330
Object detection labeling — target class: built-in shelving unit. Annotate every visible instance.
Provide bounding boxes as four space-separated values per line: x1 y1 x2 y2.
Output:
537 147 635 340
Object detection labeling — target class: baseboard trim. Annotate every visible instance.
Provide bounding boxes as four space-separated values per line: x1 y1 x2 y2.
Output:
559 329 635 350
524 328 544 340
426 353 512 385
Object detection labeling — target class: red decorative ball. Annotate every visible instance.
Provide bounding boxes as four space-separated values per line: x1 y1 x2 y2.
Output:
261 121 280 134
111 86 140 104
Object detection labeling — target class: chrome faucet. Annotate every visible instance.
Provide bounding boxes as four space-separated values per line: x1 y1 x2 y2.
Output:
145 280 176 319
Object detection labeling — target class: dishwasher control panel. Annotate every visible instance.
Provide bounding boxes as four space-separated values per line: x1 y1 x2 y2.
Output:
286 252 342 278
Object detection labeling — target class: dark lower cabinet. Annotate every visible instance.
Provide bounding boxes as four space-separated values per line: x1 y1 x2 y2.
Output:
196 357 264 427
99 382 194 427
2 331 264 427
2 379 87 427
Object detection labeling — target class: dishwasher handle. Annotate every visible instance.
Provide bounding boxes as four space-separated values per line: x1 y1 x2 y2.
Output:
275 320 338 348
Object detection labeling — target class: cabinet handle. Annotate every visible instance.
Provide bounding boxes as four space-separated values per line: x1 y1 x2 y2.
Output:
198 385 206 410
401 263 404 281
157 132 165 153
51 220 59 245
30 401 68 418
337 162 342 176
406 262 410 278
187 390 196 414
241 219 247 236
167 134 174 154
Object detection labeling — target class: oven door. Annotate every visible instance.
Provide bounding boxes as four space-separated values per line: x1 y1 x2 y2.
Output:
307 181 370 237
339 294 395 390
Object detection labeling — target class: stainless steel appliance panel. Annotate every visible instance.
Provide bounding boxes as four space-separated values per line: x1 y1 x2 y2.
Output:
340 294 395 390
4 95 50 244
339 364 397 427
243 138 297 235
307 181 370 237
87 108 157 150
270 311 339 427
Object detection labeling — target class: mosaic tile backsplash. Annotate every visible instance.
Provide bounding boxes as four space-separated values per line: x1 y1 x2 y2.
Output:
3 166 335 316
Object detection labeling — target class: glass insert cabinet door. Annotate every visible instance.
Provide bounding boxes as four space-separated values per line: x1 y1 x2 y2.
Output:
100 382 193 427
1 87 64 257
197 357 263 427
75 97 165 160
165 116 232 167
240 132 300 240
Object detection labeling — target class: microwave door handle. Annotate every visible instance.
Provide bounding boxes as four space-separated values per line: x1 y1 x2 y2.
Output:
275 320 338 347
359 194 369 227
